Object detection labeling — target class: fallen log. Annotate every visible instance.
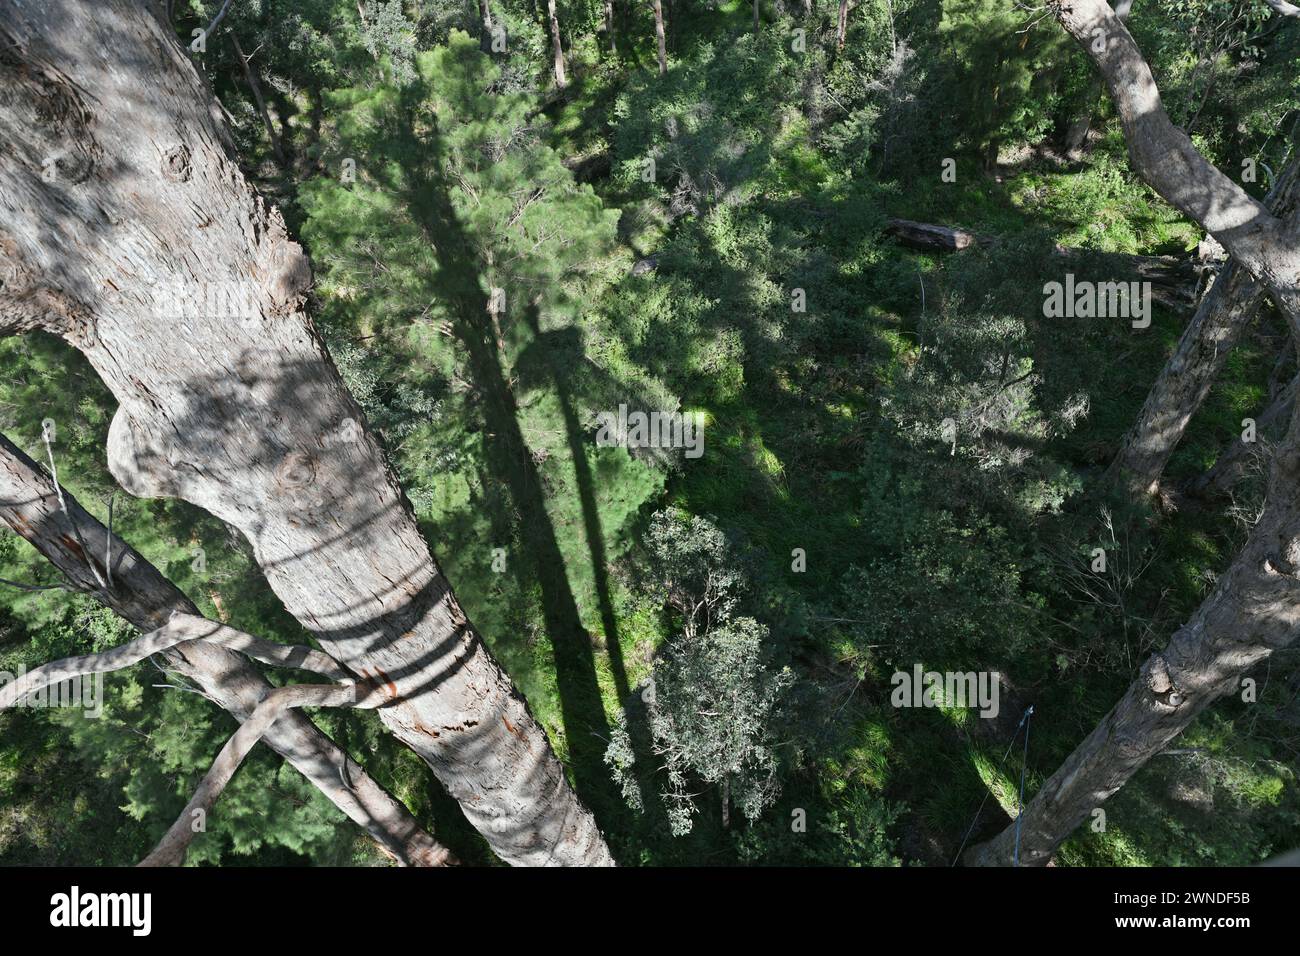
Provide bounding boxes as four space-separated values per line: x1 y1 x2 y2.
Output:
884 218 979 252
885 217 1202 310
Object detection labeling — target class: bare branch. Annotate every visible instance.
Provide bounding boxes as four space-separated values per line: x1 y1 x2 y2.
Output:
0 432 455 866
201 0 236 41
140 680 383 867
0 611 350 710
0 574 75 592
0 616 191 710
167 613 351 680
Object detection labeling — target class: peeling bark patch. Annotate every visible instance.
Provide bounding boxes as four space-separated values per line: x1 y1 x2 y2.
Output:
59 533 85 561
372 666 399 701
502 714 529 746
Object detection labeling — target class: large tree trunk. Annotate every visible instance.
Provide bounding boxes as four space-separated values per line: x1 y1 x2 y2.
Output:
546 0 567 89
969 0 1300 867
1107 261 1266 494
967 431 1300 865
836 0 849 52
1046 0 1300 319
653 0 668 76
604 0 616 53
0 0 611 866
479 0 494 53
1106 156 1300 497
0 434 453 866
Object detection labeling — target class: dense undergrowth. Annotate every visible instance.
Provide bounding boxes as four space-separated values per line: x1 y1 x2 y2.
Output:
2 0 1298 866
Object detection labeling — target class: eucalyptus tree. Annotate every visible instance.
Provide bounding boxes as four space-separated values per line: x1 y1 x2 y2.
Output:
0 0 611 866
970 0 1300 867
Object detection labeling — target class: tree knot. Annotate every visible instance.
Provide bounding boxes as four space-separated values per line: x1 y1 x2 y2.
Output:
161 144 191 183
274 450 317 491
1143 654 1184 708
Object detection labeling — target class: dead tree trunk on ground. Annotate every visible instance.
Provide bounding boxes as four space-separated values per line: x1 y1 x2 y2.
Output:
884 218 1201 310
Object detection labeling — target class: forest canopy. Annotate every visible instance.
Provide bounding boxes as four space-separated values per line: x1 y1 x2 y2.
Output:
1 0 1299 871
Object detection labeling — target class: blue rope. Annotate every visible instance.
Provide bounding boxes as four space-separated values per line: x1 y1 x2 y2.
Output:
1013 705 1035 867
950 704 1033 867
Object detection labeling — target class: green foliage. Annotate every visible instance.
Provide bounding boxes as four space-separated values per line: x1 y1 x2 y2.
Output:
647 616 793 836
609 510 793 836
299 30 667 768
937 0 1074 157
5 0 1300 868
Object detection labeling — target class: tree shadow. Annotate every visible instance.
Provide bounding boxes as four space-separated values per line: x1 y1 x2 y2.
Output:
383 101 631 839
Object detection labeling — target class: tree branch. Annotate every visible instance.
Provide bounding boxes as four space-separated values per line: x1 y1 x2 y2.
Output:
140 680 384 867
1049 0 1300 335
1260 0 1299 17
0 612 348 710
41 428 108 591
201 0 236 41
0 432 455 866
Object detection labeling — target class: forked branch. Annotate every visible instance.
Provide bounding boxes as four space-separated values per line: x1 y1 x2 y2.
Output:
0 611 349 710
140 679 385 867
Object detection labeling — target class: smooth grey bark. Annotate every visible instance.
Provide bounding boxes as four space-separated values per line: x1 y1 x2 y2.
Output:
546 0 567 88
1107 156 1300 497
653 0 668 76
1261 0 1300 17
0 433 453 866
0 0 611 866
142 678 379 867
969 0 1300 867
